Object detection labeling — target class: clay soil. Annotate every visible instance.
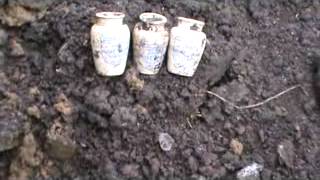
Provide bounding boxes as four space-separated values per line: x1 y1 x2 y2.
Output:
1 0 320 179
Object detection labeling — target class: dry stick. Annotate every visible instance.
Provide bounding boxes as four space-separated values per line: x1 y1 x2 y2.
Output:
206 85 301 110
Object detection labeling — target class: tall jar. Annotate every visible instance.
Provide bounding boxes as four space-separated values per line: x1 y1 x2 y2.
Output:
133 13 169 75
90 12 130 76
167 17 206 77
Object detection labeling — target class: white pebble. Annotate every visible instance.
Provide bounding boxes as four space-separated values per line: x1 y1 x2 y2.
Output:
237 163 263 180
159 133 174 151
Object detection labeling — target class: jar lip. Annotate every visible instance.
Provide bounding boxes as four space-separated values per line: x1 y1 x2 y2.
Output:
177 17 205 26
96 12 125 19
139 12 167 25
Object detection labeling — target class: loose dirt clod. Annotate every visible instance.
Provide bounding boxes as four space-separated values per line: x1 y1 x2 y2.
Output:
8 133 44 180
230 139 244 155
8 39 24 57
46 120 76 160
0 118 22 152
27 105 41 119
0 28 8 46
54 93 73 116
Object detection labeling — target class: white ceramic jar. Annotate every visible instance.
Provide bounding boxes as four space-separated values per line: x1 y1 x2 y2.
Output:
167 17 206 77
90 12 130 76
133 13 169 75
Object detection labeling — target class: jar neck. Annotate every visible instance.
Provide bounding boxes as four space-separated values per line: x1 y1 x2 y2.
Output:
139 13 167 31
96 18 123 26
177 17 204 31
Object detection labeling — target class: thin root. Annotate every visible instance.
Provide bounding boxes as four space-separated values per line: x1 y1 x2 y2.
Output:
206 85 302 110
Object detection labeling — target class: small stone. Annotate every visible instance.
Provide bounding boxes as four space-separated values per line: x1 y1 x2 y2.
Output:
258 130 265 143
200 152 218 166
230 139 244 155
236 125 246 135
29 87 40 96
149 158 160 175
46 121 76 160
277 140 295 168
224 122 232 129
188 156 199 172
212 145 226 153
27 105 40 119
5 92 20 107
274 106 288 117
120 164 140 177
159 133 174 152
261 169 272 180
19 133 43 167
199 166 226 178
199 166 215 176
8 39 24 57
0 28 8 46
54 93 73 116
0 116 22 152
237 163 263 180
0 51 5 66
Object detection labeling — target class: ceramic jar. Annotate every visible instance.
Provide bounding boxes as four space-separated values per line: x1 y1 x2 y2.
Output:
167 17 206 77
90 12 130 76
133 13 169 75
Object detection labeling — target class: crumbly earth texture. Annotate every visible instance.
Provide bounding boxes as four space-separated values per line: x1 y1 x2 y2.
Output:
0 0 320 179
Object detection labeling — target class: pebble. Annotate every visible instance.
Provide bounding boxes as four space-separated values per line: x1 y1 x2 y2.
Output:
0 51 5 66
200 152 218 166
261 169 272 180
188 156 199 172
199 166 226 178
258 130 265 143
18 133 43 167
236 125 246 135
27 105 41 119
0 28 8 46
159 133 174 151
277 140 295 168
149 158 160 175
230 139 244 155
224 122 232 129
236 163 263 180
8 39 25 57
29 87 40 96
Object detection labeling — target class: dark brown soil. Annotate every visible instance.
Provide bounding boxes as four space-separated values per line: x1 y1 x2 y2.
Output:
0 0 320 179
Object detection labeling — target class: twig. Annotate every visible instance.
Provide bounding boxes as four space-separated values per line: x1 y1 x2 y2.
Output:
206 85 301 110
186 118 193 128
